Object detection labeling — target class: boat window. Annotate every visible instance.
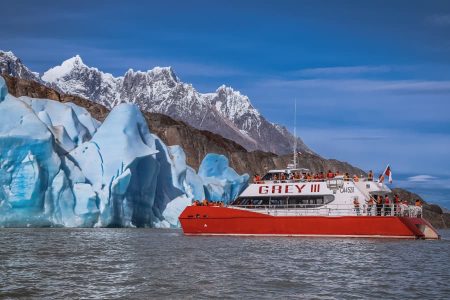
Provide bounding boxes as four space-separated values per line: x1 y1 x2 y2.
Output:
324 195 335 204
232 195 334 207
261 174 273 181
232 197 271 205
287 195 335 207
269 197 287 205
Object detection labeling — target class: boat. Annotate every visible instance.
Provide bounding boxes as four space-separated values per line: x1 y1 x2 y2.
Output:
179 167 440 239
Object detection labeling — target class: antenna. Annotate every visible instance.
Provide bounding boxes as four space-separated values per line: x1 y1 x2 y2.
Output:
293 98 298 169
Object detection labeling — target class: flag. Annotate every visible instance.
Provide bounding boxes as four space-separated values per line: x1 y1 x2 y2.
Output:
378 165 393 184
384 165 393 183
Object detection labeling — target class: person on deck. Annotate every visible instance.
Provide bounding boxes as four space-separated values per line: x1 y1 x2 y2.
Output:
273 174 279 182
394 194 400 216
368 170 374 181
353 198 361 216
376 195 383 216
384 195 391 216
415 199 423 218
344 173 350 181
353 174 359 182
367 196 375 216
253 174 259 183
319 171 325 181
327 170 334 179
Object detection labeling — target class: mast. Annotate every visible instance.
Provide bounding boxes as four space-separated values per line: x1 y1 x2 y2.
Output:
293 98 298 169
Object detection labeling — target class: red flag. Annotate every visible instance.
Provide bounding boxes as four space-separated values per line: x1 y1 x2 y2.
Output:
384 165 393 183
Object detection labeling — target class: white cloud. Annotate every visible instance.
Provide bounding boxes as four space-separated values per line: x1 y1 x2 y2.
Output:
295 65 391 76
407 175 438 182
262 78 450 93
426 14 450 26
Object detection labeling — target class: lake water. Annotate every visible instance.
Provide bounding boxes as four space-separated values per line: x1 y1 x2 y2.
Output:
1 228 449 299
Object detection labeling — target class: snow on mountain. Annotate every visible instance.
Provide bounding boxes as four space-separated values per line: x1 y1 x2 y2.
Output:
1 51 312 155
0 51 41 83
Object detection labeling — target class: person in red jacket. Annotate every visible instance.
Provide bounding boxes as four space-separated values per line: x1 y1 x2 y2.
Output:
327 170 334 179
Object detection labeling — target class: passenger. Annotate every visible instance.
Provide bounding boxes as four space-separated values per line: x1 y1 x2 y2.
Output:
368 170 374 181
202 199 209 206
273 174 279 182
400 200 409 216
335 170 340 177
376 195 383 216
319 171 325 181
327 170 334 179
306 173 312 182
193 200 199 206
295 172 301 180
255 174 261 183
384 195 391 216
280 173 286 182
313 174 319 181
253 174 259 183
415 199 422 218
394 194 400 216
353 198 361 216
344 172 350 181
367 196 375 216
353 174 359 182
302 173 307 181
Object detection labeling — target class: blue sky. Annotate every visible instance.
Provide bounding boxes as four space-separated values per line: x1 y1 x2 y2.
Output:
2 0 450 207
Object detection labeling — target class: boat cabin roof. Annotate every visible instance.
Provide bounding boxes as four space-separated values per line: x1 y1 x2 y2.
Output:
267 168 310 174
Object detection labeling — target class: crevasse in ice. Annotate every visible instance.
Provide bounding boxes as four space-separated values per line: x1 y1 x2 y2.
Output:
0 77 248 227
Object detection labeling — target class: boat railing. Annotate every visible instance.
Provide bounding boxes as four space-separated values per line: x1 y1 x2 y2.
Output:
254 178 380 184
228 203 423 218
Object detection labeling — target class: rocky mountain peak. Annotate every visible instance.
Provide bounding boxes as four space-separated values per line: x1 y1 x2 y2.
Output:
4 50 313 155
211 84 261 124
124 66 179 86
42 54 93 83
0 50 41 82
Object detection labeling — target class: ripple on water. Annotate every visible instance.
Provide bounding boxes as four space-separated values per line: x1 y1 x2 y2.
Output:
0 228 449 299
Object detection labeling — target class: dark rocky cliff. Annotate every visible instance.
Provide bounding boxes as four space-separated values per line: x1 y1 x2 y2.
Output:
3 74 449 229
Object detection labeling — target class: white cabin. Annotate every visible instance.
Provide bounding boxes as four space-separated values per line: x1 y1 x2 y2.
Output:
231 168 420 217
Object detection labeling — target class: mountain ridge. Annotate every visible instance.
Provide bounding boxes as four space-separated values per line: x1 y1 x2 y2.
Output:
0 50 310 156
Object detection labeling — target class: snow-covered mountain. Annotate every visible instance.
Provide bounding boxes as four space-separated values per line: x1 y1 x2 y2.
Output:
1 50 312 155
0 51 42 83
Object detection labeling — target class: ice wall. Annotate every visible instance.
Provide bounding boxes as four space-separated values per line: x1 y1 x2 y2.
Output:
198 154 249 203
0 77 249 227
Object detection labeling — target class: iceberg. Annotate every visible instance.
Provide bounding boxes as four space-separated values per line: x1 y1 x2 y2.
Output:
198 153 249 203
0 77 249 227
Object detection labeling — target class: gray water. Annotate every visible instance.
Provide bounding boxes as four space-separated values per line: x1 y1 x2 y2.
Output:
1 229 449 299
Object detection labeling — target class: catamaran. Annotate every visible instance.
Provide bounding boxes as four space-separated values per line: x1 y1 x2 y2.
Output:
179 168 440 239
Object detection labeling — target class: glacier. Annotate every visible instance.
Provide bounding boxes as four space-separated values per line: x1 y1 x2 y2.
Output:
0 77 248 228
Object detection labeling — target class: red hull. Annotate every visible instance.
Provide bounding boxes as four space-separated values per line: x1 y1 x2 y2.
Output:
179 206 440 239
